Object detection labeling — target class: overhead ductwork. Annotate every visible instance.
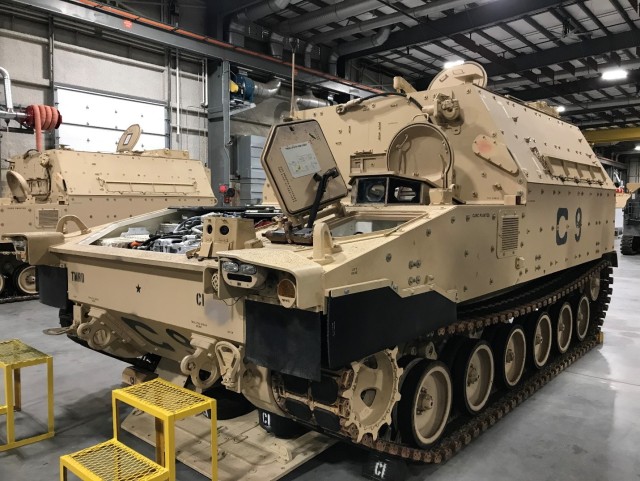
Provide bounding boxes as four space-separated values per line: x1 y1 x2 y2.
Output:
336 27 390 57
228 0 291 48
310 0 496 45
227 19 248 46
237 0 292 23
254 78 282 99
278 0 387 35
327 28 390 75
269 31 285 59
304 43 315 68
296 89 331 110
328 52 339 76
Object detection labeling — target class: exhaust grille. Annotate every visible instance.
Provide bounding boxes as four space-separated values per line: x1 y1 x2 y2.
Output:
497 212 520 258
501 216 519 251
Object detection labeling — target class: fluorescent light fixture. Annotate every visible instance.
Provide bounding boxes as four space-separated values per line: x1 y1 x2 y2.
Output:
444 59 464 69
556 105 566 113
602 69 628 80
635 145 640 151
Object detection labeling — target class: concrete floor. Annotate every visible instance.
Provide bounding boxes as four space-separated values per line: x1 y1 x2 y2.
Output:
1 247 639 481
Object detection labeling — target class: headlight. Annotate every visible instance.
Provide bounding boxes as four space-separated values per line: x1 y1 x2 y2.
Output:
222 261 239 273
240 264 257 275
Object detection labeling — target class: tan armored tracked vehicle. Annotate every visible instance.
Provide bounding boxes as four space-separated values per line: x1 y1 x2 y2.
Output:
6 63 616 463
1 120 216 301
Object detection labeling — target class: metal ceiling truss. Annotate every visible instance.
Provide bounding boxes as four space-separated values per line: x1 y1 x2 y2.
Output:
342 0 576 60
512 69 640 101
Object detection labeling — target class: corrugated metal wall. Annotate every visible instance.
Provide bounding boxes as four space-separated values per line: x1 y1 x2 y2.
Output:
628 158 640 184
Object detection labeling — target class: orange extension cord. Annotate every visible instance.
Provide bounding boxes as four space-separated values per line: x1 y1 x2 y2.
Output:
23 104 62 152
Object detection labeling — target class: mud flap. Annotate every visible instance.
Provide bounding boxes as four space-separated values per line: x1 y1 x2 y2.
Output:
245 300 323 381
37 265 68 308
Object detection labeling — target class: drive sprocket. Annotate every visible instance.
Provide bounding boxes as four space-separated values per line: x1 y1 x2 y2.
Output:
341 347 402 442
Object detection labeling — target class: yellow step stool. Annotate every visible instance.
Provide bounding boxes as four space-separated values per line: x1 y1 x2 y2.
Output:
60 378 217 481
60 438 169 481
112 378 217 481
0 339 54 451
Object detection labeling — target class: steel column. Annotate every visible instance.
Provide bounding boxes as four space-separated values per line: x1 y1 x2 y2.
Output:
208 60 231 205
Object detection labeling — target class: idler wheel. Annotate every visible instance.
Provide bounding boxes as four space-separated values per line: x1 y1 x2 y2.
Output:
484 324 526 388
554 302 573 354
524 312 552 370
588 274 601 301
397 359 452 448
574 295 591 342
13 265 37 295
450 339 494 414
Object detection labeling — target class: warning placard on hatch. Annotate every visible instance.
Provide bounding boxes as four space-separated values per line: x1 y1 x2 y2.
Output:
281 142 321 179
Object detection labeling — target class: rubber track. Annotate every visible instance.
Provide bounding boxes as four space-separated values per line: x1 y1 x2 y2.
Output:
277 259 613 464
620 235 637 256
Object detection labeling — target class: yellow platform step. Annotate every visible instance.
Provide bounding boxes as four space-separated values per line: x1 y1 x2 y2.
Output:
60 438 169 481
0 338 54 451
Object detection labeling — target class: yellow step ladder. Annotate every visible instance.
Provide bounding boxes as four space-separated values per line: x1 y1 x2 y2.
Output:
0 339 54 451
60 378 217 481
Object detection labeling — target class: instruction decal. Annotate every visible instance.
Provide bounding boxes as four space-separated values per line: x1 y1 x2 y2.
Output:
281 141 321 179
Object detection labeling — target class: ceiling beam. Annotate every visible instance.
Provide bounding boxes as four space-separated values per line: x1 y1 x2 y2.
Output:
492 59 640 89
342 0 567 60
583 127 640 143
484 29 640 76
578 120 640 129
507 69 640 101
564 98 640 115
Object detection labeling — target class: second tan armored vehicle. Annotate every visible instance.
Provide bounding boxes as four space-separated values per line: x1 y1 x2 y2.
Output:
6 63 616 463
621 183 640 255
0 124 215 300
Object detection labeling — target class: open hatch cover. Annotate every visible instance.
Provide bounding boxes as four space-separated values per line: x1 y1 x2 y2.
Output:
261 119 348 219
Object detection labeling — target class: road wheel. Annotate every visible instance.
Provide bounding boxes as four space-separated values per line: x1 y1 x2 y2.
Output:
451 339 494 414
525 312 552 370
397 360 452 448
485 324 526 388
13 265 37 295
554 302 573 354
574 295 591 342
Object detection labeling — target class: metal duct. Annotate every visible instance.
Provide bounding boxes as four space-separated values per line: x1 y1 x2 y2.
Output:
304 43 314 68
311 0 496 44
0 66 14 113
227 19 247 46
237 0 292 22
254 78 282 98
269 31 285 59
279 0 389 35
296 89 331 110
336 27 390 56
229 0 291 47
328 52 339 76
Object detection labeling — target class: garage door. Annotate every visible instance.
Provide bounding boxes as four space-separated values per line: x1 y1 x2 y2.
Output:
55 86 167 152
